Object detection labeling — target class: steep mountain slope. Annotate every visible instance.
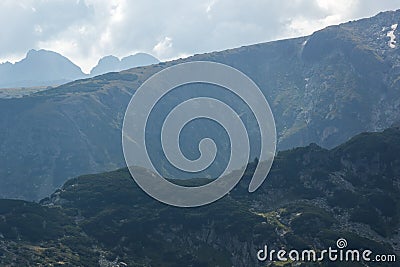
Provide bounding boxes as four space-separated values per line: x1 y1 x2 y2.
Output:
1 10 400 200
90 53 159 76
0 49 85 88
1 127 399 266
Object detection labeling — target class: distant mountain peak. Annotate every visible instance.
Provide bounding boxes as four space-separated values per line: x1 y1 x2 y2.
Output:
90 52 159 76
99 55 119 62
0 50 159 88
0 49 85 88
25 49 66 60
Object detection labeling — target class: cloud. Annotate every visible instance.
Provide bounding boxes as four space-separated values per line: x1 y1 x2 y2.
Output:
153 37 173 58
0 0 90 54
0 0 399 73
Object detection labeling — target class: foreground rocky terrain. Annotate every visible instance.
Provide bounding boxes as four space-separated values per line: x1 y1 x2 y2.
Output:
0 127 399 266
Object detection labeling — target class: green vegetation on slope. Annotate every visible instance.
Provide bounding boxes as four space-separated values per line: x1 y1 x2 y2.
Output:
0 127 399 266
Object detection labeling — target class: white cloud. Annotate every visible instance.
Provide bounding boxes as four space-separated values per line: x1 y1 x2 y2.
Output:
0 0 399 73
206 0 218 13
153 37 173 59
286 0 357 36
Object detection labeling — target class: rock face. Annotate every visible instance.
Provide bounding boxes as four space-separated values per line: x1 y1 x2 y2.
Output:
1 127 400 266
90 53 159 76
1 10 400 200
0 49 85 88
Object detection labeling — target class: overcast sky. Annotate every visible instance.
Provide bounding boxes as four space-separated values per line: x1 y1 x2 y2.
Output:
1 0 399 73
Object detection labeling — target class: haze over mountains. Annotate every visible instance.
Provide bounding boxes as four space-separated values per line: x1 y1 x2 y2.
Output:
0 10 400 201
0 50 159 88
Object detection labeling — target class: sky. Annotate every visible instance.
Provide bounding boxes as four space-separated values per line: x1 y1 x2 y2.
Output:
0 0 399 73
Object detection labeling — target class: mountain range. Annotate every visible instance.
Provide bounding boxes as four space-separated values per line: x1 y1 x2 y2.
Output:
0 10 400 201
0 126 399 266
0 50 159 88
90 53 159 76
